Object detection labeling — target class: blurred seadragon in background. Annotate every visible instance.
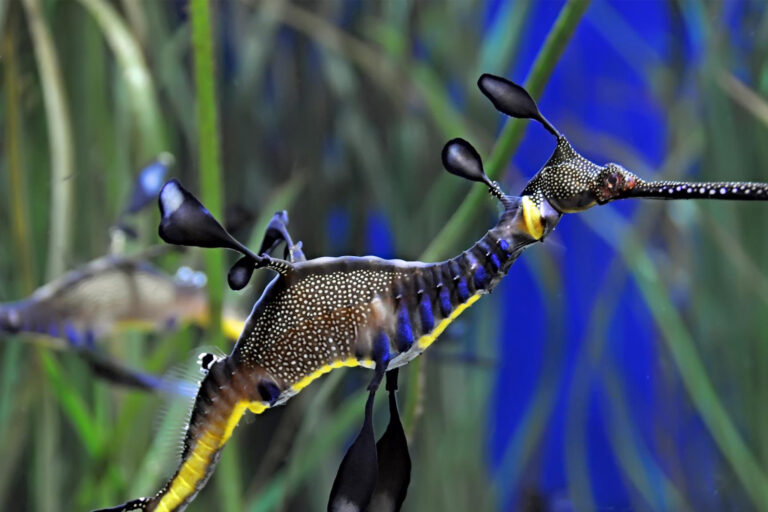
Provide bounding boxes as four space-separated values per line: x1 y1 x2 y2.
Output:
0 251 209 392
0 156 244 393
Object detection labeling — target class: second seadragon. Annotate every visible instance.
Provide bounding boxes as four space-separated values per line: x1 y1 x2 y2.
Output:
95 74 768 512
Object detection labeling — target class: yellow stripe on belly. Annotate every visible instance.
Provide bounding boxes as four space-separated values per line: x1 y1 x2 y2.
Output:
154 293 480 511
289 296 481 396
290 357 362 393
417 293 481 350
154 400 268 512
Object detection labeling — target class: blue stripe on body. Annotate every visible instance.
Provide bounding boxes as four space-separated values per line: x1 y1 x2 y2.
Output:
457 278 470 302
489 253 501 271
439 287 452 317
473 267 488 289
419 296 434 332
373 331 392 366
396 304 414 352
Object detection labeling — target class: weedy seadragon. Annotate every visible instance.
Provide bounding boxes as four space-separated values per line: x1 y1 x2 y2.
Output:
94 74 768 512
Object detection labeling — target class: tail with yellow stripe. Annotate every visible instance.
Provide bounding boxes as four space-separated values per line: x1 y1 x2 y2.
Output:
93 356 277 512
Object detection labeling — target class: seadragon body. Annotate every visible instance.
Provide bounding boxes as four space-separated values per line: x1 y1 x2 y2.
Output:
128 182 535 512
96 74 768 512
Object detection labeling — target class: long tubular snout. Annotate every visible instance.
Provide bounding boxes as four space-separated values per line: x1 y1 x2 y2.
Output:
622 179 768 201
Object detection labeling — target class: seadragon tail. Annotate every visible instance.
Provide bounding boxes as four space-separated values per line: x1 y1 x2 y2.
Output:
92 356 282 512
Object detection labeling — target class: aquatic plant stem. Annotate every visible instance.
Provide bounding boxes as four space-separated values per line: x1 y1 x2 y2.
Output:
22 0 75 281
247 373 364 511
77 0 166 159
190 2 238 511
492 251 566 510
3 30 36 290
565 235 687 511
405 0 592 433
255 0 483 144
191 0 225 343
584 209 768 511
421 0 592 262
21 2 74 506
0 26 35 509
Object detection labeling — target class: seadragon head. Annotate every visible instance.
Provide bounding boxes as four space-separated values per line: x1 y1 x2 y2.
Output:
520 136 641 213
465 73 768 240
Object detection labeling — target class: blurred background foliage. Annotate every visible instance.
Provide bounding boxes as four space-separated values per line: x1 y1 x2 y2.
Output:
1 0 768 510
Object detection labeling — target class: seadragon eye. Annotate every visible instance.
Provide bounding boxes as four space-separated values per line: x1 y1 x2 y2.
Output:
595 164 638 204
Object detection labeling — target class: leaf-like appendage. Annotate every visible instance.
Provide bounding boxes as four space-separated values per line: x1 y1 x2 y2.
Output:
441 138 491 186
158 180 243 252
478 73 559 136
227 256 255 290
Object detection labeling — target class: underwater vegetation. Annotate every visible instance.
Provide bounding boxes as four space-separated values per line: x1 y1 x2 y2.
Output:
2 1 768 511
